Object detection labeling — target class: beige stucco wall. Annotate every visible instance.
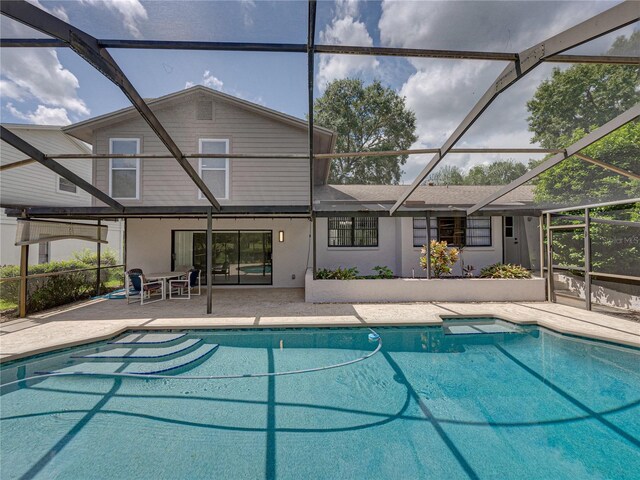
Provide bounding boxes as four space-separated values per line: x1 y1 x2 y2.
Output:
125 217 311 288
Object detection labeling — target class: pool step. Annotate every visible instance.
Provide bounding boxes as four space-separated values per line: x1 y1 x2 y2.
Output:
444 324 520 335
109 332 188 345
36 344 219 375
71 338 203 360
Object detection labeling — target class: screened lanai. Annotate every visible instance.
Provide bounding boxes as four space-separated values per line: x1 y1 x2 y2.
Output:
0 0 638 317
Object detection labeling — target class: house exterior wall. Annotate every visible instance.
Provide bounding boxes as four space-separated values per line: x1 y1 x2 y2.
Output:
126 218 311 288
315 217 401 276
316 216 505 278
91 94 311 207
0 127 92 207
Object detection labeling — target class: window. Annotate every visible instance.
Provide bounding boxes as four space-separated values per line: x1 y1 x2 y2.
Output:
413 216 491 247
328 217 378 247
38 242 49 264
199 139 229 200
504 216 514 238
109 138 140 199
58 176 77 194
412 217 438 247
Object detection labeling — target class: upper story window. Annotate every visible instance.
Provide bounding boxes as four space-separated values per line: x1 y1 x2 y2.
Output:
57 176 77 194
199 139 229 200
413 216 492 247
109 138 140 199
328 217 378 247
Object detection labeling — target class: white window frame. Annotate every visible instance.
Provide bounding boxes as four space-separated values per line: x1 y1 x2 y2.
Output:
198 138 229 201
56 175 78 195
109 138 140 200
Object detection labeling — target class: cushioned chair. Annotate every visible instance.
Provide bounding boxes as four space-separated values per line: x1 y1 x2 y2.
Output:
169 269 201 300
127 271 164 305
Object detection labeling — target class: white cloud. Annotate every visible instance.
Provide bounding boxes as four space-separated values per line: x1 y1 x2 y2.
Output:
240 0 256 27
378 0 615 182
317 1 379 91
0 79 27 101
81 0 148 38
1 49 89 115
6 103 71 125
185 71 224 91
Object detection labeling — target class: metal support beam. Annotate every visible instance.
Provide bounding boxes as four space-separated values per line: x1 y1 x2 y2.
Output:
546 213 555 302
19 244 28 318
1 126 124 211
574 153 640 181
426 212 432 279
539 215 544 278
0 0 221 210
308 0 317 208
584 208 592 310
206 207 213 315
312 214 317 279
390 0 639 215
96 219 102 297
467 104 640 215
2 37 638 65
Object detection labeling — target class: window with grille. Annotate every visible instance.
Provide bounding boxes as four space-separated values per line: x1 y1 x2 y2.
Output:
199 139 229 200
413 216 491 247
109 138 140 199
328 217 378 247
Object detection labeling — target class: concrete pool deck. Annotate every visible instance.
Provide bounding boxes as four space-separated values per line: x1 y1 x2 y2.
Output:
1 288 639 362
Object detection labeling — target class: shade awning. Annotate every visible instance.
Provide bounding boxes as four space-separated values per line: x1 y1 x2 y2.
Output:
15 219 108 245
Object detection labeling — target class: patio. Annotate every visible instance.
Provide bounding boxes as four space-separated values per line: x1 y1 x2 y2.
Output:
1 288 638 362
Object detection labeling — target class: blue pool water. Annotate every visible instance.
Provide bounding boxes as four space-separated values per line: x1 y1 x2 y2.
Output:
1 319 639 479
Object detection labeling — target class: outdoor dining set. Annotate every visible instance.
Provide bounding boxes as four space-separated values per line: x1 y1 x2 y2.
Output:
125 269 202 305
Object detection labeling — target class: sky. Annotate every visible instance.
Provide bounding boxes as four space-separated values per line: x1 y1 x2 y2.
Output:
0 0 638 183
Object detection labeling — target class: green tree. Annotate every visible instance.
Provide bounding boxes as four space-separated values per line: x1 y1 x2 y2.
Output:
527 32 639 149
427 165 465 185
314 79 417 184
427 160 528 185
465 160 528 185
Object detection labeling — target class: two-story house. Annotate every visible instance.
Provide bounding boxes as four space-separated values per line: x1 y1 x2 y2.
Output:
55 85 539 288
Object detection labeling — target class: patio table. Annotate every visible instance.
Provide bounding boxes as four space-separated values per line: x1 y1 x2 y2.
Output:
146 272 184 300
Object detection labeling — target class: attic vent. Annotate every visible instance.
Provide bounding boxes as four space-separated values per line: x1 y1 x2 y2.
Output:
196 100 213 120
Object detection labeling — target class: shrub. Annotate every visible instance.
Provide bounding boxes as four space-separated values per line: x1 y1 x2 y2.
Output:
316 267 359 280
420 240 459 277
0 252 124 315
372 265 394 279
479 263 532 279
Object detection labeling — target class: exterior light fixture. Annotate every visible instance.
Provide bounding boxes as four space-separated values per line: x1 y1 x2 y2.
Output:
278 230 284 242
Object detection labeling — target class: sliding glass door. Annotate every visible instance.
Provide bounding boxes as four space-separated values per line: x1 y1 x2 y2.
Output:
172 230 272 285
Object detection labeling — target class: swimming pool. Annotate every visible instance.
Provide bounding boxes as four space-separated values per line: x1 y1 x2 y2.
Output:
1 319 638 479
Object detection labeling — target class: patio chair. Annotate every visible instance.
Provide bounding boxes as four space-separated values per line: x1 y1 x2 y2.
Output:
169 269 201 300
127 271 165 305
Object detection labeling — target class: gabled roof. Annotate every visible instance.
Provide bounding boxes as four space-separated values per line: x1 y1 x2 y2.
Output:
63 85 336 143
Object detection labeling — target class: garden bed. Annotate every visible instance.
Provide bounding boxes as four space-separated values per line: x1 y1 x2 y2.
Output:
305 269 546 303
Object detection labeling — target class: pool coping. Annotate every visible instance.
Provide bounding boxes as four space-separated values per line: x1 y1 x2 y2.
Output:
2 307 638 364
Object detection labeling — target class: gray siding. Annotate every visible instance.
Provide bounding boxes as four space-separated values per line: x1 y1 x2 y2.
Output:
92 92 311 206
0 126 91 207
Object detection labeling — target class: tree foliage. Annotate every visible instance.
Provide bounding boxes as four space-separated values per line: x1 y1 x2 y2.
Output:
314 79 417 184
527 32 639 149
427 160 528 185
526 32 640 206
